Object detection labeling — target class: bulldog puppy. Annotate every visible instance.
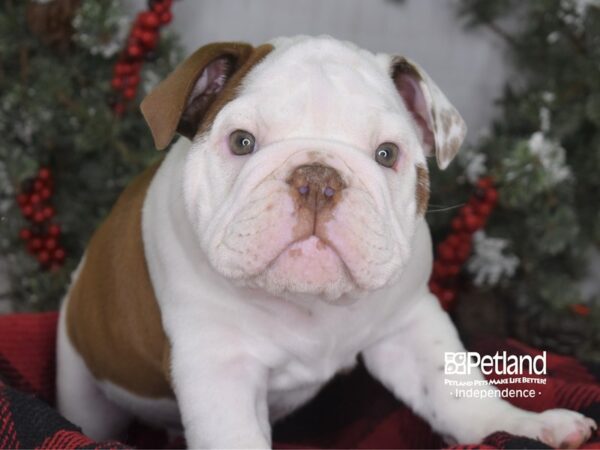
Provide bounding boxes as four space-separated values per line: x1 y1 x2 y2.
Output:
56 36 596 448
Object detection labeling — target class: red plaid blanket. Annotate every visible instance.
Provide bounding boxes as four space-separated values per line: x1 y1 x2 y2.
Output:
0 312 599 449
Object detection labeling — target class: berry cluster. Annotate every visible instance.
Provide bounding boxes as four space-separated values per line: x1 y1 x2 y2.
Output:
109 0 173 115
429 177 498 310
16 167 66 270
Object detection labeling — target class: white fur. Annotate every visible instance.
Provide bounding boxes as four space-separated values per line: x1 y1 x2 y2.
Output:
57 36 596 448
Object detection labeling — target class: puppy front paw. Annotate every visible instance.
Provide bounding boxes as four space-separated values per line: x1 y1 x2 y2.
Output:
502 409 597 449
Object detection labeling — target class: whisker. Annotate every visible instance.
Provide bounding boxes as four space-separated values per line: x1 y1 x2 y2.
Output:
426 203 466 213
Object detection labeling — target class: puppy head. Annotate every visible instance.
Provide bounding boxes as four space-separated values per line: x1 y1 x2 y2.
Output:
141 36 466 302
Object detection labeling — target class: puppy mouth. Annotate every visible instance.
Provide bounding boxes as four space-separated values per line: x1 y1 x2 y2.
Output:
265 234 358 288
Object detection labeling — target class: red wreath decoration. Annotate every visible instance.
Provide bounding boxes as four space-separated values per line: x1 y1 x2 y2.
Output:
109 0 174 115
429 177 498 310
16 167 66 271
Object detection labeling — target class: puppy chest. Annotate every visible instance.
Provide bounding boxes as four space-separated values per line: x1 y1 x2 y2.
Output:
268 348 359 391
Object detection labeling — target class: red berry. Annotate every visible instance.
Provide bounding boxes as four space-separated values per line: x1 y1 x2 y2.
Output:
22 204 34 218
19 228 32 241
160 11 172 24
477 177 493 190
441 289 456 304
437 242 455 262
451 217 464 232
485 188 498 205
464 214 481 232
141 11 160 28
446 234 461 249
446 265 461 276
152 2 166 14
570 304 590 316
111 77 124 90
127 74 141 87
133 27 145 39
123 87 137 100
40 187 52 200
128 44 143 59
33 211 46 223
476 202 493 217
48 224 61 237
38 167 51 181
461 205 475 218
16 193 29 206
163 0 173 7
140 31 158 49
45 237 58 251
429 282 442 298
115 62 132 76
53 248 66 262
30 193 41 205
38 250 51 265
43 206 55 219
31 238 43 251
456 243 472 262
433 261 448 279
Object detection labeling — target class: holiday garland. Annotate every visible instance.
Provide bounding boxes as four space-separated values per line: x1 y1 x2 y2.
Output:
16 168 66 271
0 0 181 311
12 0 175 275
110 0 174 114
430 177 498 310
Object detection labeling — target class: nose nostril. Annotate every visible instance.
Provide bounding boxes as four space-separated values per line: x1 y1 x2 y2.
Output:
298 185 309 196
323 186 335 198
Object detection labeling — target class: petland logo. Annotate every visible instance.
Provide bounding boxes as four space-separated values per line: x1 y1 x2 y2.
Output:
445 351 547 376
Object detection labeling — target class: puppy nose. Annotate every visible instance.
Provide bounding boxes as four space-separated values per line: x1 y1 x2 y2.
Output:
287 164 345 212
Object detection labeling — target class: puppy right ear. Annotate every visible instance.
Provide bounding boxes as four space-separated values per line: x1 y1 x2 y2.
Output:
141 42 268 150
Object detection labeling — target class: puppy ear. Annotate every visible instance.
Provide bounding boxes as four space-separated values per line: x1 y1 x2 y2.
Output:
391 57 467 170
141 42 268 150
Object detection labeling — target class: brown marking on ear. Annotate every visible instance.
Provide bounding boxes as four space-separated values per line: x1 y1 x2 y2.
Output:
196 43 273 136
66 161 173 398
416 164 430 216
442 112 453 135
390 56 423 82
390 57 436 153
141 42 256 150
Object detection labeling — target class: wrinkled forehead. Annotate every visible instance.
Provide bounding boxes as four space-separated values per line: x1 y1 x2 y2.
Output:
235 38 403 133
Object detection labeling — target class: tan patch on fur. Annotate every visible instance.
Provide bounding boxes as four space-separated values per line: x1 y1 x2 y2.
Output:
66 161 173 398
445 136 461 161
416 164 430 215
441 112 453 135
197 44 273 136
141 42 273 150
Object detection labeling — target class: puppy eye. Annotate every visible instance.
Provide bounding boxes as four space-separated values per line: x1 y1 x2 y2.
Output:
228 130 256 155
374 142 399 168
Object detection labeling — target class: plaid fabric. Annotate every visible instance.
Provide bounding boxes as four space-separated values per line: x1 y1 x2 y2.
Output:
0 312 598 449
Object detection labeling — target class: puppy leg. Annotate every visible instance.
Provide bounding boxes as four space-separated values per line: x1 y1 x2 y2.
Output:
56 305 131 440
170 343 270 449
363 291 597 447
